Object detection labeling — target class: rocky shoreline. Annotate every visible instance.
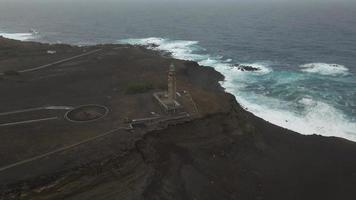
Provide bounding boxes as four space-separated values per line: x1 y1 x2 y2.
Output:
0 37 356 200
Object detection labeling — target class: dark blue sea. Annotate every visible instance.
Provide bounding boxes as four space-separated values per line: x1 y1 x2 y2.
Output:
1 0 355 140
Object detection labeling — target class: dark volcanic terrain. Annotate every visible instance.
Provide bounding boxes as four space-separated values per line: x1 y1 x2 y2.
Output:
0 37 355 200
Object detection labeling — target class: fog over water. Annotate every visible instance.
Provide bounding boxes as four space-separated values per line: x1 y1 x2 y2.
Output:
1 0 356 141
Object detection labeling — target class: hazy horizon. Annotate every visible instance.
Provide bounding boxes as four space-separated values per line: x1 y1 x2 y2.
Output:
1 0 356 4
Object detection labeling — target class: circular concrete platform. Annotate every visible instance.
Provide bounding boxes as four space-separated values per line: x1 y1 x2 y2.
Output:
65 105 109 123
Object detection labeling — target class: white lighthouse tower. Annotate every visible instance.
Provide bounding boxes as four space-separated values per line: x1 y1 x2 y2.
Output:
167 63 177 104
153 63 181 113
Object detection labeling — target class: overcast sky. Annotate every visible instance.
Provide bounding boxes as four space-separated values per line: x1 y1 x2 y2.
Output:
0 0 355 2
0 0 355 9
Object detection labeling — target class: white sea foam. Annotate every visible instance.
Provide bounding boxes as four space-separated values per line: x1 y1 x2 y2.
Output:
233 94 356 141
0 32 36 41
119 37 356 141
120 37 205 61
300 63 349 76
120 38 272 74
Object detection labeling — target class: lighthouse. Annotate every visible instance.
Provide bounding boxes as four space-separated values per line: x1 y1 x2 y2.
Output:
153 63 181 113
167 63 177 104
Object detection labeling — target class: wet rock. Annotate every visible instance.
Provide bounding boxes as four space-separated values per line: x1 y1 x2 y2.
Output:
233 64 260 72
147 43 159 48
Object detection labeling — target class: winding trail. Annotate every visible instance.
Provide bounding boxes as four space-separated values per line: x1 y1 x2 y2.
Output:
0 106 74 127
0 117 59 127
0 49 102 75
0 127 130 173
0 106 74 116
0 104 130 172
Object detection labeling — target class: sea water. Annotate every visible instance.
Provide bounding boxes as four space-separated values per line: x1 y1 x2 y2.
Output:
1 0 355 141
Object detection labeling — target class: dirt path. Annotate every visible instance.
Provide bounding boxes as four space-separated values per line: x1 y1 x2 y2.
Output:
0 49 102 75
0 126 130 173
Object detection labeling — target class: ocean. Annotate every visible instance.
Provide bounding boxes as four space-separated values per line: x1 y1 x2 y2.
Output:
1 0 355 141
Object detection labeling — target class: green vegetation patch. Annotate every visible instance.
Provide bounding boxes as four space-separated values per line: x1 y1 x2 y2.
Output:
125 81 154 94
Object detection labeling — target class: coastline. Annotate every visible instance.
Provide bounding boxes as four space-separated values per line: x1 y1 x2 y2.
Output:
1 33 355 141
0 37 356 200
119 38 356 142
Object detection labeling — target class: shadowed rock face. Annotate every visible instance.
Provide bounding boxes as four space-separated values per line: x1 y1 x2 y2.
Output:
0 38 356 200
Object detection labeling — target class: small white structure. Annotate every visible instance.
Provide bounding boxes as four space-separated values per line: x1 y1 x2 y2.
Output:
47 50 57 54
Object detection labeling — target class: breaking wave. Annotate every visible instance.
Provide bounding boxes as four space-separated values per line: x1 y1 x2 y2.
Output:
118 37 356 142
235 95 356 141
120 37 271 73
0 31 38 41
300 63 349 76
